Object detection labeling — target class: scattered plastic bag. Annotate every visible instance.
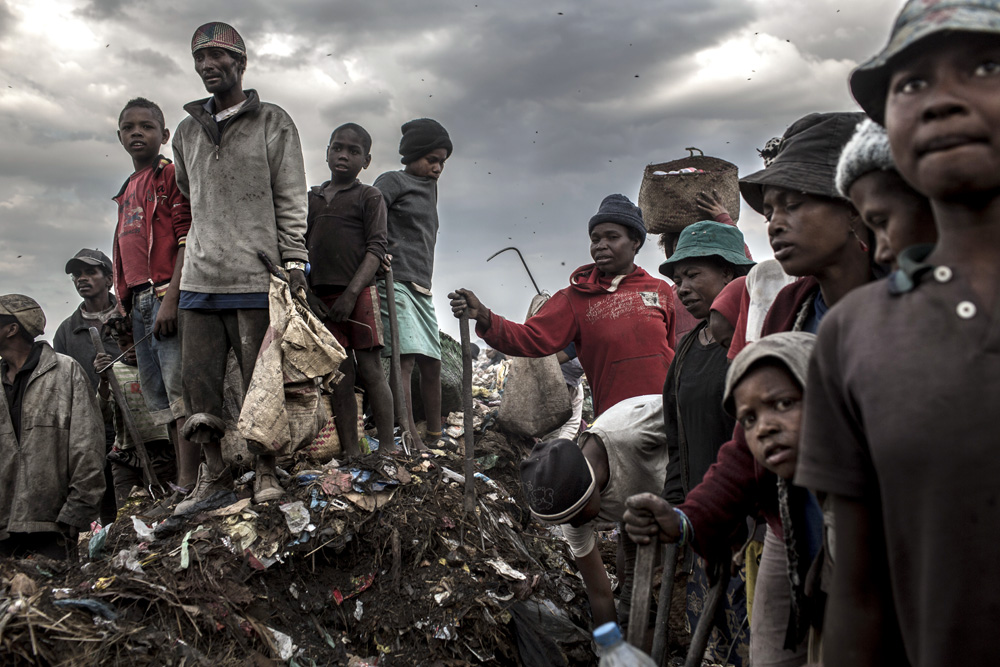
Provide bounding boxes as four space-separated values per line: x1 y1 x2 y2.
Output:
279 501 310 533
131 515 154 541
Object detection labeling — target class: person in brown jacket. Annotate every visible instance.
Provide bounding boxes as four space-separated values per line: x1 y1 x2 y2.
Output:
0 295 105 560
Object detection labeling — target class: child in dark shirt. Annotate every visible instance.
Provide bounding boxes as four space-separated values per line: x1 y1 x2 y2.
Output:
374 118 453 450
307 123 395 457
797 2 1000 665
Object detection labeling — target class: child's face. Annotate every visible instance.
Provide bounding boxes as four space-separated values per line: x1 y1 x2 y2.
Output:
885 33 1000 201
708 310 736 349
762 186 859 278
117 107 168 166
671 259 732 320
405 148 448 180
326 130 371 183
849 170 937 268
115 329 137 365
193 47 244 96
733 362 803 481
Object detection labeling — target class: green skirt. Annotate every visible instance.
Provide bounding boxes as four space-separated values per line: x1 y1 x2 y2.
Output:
378 280 441 360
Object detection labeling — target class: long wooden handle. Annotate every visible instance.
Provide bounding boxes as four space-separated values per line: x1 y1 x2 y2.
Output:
459 311 476 516
384 270 418 450
651 543 680 665
685 561 731 667
628 536 660 648
90 327 163 496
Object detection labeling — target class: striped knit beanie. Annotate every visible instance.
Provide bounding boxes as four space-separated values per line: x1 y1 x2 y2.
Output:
191 22 246 57
835 118 896 198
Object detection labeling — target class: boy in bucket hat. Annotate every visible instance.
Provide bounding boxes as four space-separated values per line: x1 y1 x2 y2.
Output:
0 295 105 561
172 21 309 512
520 395 667 629
796 2 1000 666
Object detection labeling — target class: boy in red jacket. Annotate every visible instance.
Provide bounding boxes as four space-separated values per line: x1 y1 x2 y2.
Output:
112 97 196 511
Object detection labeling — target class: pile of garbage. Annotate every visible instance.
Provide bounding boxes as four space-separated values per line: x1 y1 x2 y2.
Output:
0 422 603 666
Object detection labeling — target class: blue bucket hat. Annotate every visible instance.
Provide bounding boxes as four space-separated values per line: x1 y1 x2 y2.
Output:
659 220 755 278
850 0 1000 124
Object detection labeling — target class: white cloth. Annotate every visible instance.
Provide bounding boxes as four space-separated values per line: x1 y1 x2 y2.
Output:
745 260 798 343
561 394 667 557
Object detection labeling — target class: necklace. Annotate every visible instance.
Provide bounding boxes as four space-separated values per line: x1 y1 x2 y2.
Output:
699 327 715 346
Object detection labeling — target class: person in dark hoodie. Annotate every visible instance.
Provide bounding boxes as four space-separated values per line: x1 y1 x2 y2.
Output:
449 194 676 417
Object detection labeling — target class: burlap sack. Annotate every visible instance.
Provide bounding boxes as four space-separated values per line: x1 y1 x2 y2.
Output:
497 294 573 438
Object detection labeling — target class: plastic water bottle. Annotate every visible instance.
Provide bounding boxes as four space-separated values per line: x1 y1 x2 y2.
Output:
594 622 657 666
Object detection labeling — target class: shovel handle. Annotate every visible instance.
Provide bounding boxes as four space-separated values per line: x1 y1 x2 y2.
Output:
459 311 476 515
627 536 660 648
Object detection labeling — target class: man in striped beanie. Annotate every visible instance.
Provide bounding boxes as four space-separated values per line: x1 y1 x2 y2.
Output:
171 21 310 513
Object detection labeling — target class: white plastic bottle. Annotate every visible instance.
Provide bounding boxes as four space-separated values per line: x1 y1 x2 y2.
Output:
594 622 657 667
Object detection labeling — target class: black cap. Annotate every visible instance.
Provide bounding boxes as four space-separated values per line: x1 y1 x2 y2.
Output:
739 112 866 215
519 438 595 524
65 248 112 275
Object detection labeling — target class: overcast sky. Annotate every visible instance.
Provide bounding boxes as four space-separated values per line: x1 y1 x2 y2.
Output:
0 0 901 346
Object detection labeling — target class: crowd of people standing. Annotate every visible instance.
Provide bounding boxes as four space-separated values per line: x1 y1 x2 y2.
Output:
2 1 999 664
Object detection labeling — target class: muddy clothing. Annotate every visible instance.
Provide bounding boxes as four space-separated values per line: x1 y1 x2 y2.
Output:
2 342 42 441
179 308 269 442
0 343 105 538
561 395 667 558
53 297 120 389
307 180 388 289
172 89 308 297
98 362 170 450
480 264 676 416
796 246 1000 667
111 155 191 310
373 170 439 290
663 321 734 505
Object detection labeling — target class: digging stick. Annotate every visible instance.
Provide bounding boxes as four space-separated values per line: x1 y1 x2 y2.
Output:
459 311 476 515
384 268 417 451
651 543 679 665
89 327 164 497
684 561 731 667
628 535 659 648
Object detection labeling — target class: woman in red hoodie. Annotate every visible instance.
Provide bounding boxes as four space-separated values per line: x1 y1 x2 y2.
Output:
449 194 676 417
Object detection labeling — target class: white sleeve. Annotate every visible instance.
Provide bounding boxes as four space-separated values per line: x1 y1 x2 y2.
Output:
561 521 596 558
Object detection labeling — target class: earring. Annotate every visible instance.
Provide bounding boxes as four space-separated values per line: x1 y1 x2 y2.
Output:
851 228 869 253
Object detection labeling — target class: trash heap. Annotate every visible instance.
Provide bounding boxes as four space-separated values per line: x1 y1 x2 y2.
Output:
0 412 603 665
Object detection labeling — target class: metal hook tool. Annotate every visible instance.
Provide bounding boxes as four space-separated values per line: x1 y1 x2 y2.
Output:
486 246 542 296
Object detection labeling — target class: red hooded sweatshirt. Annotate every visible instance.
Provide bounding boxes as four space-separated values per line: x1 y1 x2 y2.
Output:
479 264 676 416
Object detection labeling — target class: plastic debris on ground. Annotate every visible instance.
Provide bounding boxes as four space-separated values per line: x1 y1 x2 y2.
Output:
0 415 604 666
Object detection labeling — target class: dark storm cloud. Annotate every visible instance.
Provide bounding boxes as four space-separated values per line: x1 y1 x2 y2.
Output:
0 0 903 339
116 48 182 76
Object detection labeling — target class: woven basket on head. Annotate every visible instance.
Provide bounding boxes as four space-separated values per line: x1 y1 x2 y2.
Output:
637 149 740 234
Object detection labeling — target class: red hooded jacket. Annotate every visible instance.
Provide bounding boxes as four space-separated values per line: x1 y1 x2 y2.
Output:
479 264 676 416
112 156 191 312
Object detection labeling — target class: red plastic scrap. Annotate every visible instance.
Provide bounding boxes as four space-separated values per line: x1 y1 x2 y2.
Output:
332 572 376 606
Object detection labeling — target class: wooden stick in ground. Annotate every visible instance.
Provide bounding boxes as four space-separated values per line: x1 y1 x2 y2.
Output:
628 535 659 648
384 268 419 450
685 561 731 667
89 326 164 496
459 310 476 515
651 542 679 665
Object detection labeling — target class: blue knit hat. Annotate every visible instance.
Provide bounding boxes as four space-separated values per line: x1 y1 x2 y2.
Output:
588 194 646 249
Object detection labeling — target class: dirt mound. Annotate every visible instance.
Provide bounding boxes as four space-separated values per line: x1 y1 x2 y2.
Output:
0 431 598 666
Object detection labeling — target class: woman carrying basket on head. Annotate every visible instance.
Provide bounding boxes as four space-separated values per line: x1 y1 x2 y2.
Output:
449 194 676 418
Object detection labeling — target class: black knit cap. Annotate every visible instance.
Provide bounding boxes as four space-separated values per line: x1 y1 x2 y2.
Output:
739 112 866 215
399 118 453 165
519 438 596 524
588 194 647 249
